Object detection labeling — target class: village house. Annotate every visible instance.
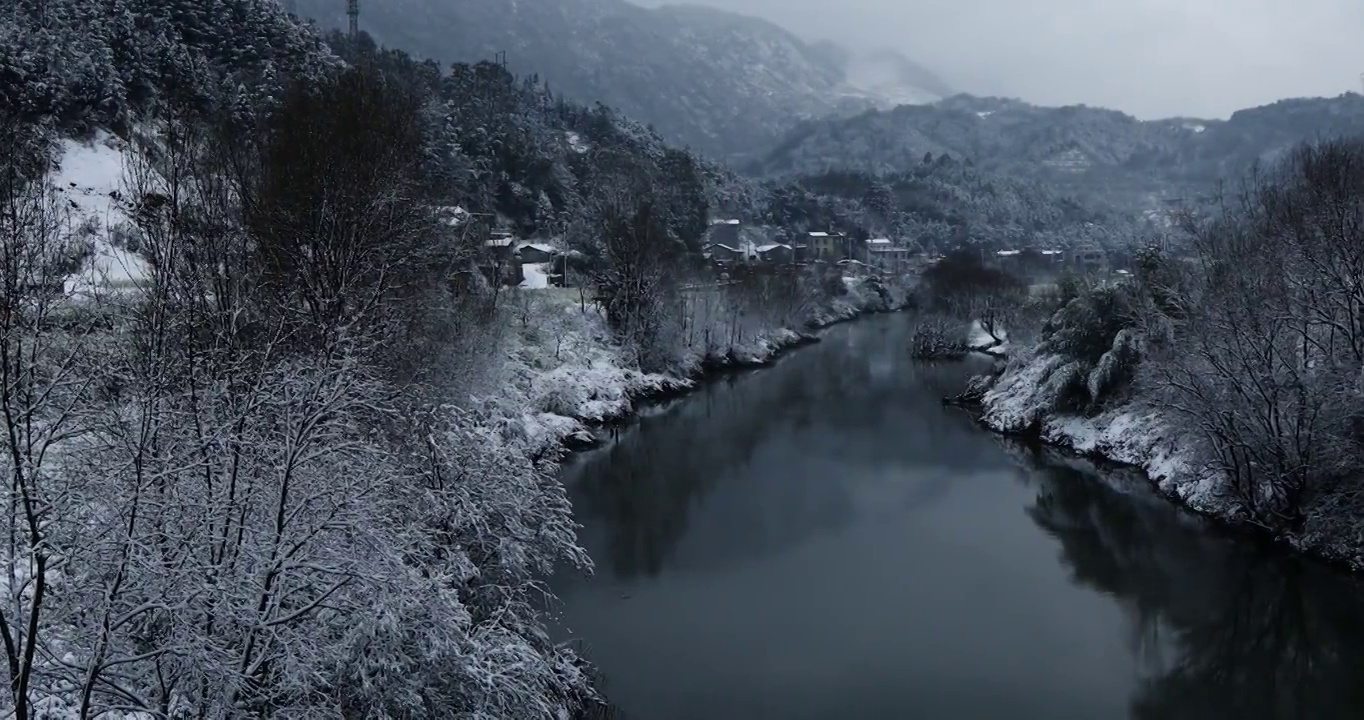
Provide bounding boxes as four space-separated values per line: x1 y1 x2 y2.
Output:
706 243 748 264
865 238 913 274
516 242 558 265
806 231 847 261
1073 244 1108 274
707 219 742 246
703 219 751 265
482 231 521 285
754 243 794 264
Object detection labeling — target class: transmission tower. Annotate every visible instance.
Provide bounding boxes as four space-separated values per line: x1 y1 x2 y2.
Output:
347 0 359 38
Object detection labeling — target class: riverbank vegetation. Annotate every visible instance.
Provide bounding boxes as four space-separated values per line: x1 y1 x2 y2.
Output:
0 1 918 714
963 138 1364 568
909 249 1053 358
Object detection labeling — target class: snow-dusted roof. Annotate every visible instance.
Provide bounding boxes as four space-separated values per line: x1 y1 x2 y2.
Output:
709 243 741 253
1041 249 1063 256
808 231 830 237
711 218 741 225
485 238 516 248
517 242 558 254
996 249 1022 256
755 243 790 253
867 238 893 245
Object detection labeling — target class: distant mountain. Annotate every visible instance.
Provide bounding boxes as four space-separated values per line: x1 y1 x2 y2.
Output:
753 92 1364 209
290 0 949 161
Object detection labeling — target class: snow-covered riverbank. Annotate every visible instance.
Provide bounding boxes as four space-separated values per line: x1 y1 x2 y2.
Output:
972 353 1364 571
485 281 909 457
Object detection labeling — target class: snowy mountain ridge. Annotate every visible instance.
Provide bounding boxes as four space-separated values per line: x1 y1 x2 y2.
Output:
291 0 949 161
754 91 1364 211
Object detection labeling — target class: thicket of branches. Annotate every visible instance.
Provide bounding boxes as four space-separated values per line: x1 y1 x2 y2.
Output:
987 138 1364 539
1161 140 1364 531
0 64 594 718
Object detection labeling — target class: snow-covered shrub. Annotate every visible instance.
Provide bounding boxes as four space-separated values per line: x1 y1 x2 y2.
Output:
1039 285 1134 364
1041 358 1091 414
1086 328 1143 409
911 315 968 360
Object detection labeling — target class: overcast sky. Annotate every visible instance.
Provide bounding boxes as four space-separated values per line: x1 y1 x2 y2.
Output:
639 0 1364 119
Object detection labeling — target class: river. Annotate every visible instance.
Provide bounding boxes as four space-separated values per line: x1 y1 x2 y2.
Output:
550 314 1364 720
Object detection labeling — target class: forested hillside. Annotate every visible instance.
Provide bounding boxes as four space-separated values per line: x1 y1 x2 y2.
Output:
756 92 1364 210
757 159 1141 252
0 0 335 128
0 2 921 717
290 0 949 161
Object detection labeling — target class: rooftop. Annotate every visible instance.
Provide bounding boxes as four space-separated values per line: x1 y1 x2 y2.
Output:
517 242 558 254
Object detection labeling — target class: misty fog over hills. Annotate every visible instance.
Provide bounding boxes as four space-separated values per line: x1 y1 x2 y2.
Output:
288 0 1364 217
632 0 1364 121
292 0 952 160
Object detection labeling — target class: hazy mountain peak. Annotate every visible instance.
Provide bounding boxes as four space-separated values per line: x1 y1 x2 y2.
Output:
294 0 947 160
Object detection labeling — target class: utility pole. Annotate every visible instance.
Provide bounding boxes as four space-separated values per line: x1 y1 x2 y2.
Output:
347 0 359 39
494 51 508 72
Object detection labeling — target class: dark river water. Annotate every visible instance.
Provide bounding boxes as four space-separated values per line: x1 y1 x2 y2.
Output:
550 314 1364 720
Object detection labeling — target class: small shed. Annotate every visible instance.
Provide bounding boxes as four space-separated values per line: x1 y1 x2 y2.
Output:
517 242 559 264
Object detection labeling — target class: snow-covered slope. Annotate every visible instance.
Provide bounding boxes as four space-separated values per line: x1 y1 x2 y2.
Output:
837 48 949 109
49 132 149 295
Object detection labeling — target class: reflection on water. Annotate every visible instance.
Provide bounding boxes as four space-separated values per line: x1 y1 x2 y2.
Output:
554 315 1364 720
1016 446 1364 719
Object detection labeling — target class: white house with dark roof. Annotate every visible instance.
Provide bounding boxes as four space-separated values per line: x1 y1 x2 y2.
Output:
806 231 846 261
866 238 913 273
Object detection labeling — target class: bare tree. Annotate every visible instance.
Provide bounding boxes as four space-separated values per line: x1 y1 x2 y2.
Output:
920 250 1027 345
1161 145 1364 529
0 122 99 719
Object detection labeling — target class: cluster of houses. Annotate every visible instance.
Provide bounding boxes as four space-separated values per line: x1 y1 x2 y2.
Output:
702 220 919 275
988 243 1112 280
462 206 1122 290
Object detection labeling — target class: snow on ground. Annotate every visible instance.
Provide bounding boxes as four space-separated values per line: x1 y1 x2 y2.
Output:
565 131 589 154
520 263 550 289
976 351 1364 569
483 277 909 455
477 291 690 454
50 131 150 294
978 353 1227 515
967 319 1009 355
